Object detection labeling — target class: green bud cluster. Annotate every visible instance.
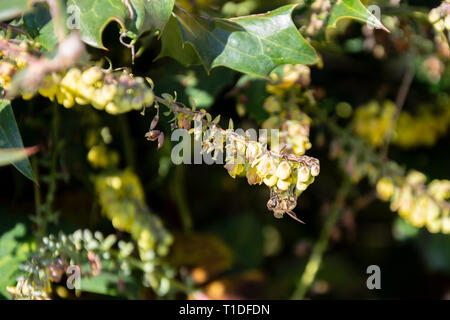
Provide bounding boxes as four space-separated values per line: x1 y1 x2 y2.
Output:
8 229 124 300
93 169 173 259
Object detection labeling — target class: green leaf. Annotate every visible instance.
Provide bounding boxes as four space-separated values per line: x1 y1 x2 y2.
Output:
23 3 58 51
0 223 29 299
0 100 36 182
79 264 139 299
0 0 31 21
327 0 387 31
23 0 175 50
66 0 175 49
158 4 318 78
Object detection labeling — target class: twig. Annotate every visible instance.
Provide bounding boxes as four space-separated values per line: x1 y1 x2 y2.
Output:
381 60 415 158
0 22 30 37
291 179 351 300
0 38 39 63
172 165 193 232
119 33 136 65
119 115 137 170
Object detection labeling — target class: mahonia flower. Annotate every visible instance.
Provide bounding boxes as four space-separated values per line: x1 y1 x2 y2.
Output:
353 100 450 148
150 93 320 219
87 145 120 169
429 1 450 33
376 171 450 234
0 55 155 114
266 64 311 97
38 67 154 114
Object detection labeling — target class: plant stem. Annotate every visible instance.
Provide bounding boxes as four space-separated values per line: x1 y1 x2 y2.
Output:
119 115 136 170
291 179 351 300
381 59 415 158
32 156 42 231
42 102 60 236
172 165 193 232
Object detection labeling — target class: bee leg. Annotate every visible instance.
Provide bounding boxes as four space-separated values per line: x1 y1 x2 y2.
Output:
292 184 297 200
286 211 305 224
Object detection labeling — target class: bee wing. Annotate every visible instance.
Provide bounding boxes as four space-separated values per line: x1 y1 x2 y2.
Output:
285 210 305 224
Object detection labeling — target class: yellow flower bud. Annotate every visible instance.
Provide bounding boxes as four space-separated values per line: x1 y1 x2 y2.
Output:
81 67 103 85
277 178 290 191
442 217 450 234
105 102 120 114
61 68 81 89
311 164 320 177
426 219 441 234
263 175 278 187
428 8 440 23
254 154 275 179
77 82 95 100
296 181 308 192
246 141 261 163
224 162 244 179
246 166 263 185
376 177 395 201
297 166 311 183
62 96 74 108
276 161 291 180
406 171 427 185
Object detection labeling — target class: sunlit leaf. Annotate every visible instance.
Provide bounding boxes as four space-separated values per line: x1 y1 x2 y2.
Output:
0 0 31 21
0 100 36 182
158 4 318 78
327 0 387 32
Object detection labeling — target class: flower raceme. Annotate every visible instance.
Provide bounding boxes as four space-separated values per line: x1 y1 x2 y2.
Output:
353 100 450 148
151 94 320 221
0 53 155 114
376 171 450 234
38 67 154 114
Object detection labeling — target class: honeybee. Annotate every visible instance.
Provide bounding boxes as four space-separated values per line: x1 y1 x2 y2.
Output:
267 188 305 224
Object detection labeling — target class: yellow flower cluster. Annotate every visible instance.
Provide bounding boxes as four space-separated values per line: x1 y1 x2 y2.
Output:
353 100 450 148
429 1 450 33
0 52 27 93
266 64 311 97
224 137 319 199
154 93 320 220
376 171 450 234
93 169 173 258
262 97 313 156
305 0 332 36
87 145 120 169
353 100 396 147
37 67 154 114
